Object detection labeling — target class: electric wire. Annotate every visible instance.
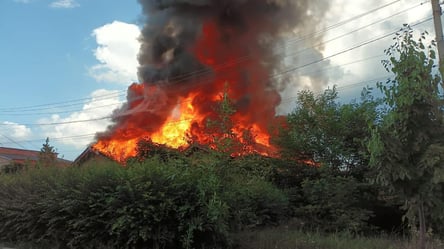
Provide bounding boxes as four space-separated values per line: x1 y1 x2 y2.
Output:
0 74 393 131
0 90 126 112
152 1 422 85
165 0 406 83
0 2 435 155
0 102 123 116
0 134 27 149
0 15 433 127
0 73 395 150
0 0 412 113
0 53 385 117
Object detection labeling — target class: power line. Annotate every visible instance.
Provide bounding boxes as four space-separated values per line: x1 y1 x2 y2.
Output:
270 17 433 80
167 0 405 83
0 15 433 127
0 102 123 116
1 0 423 117
0 92 126 113
152 1 418 86
0 54 385 118
0 73 396 150
0 134 27 149
0 90 126 112
0 75 390 134
0 133 97 145
0 0 408 114
277 2 426 65
114 1 428 88
0 116 113 127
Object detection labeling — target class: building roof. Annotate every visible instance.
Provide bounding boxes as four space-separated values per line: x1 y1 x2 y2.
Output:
73 146 113 166
0 147 40 161
0 147 71 165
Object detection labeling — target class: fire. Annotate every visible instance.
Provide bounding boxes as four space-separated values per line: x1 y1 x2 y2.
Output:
151 94 201 148
93 80 279 162
92 17 283 163
93 138 139 163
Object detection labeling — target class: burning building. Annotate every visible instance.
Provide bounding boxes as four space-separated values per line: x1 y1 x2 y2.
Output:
89 0 331 163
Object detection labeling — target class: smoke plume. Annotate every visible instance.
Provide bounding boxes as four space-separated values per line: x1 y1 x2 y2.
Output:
137 0 329 84
94 0 331 160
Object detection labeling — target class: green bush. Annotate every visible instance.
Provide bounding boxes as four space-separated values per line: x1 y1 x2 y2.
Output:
292 169 374 233
0 158 230 249
222 176 289 231
0 153 295 248
225 154 276 182
0 162 26 174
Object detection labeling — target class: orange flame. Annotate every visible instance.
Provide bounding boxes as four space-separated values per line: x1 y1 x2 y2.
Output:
93 20 282 163
151 93 202 148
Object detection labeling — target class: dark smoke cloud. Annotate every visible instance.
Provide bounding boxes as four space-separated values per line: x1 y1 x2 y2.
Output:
137 0 331 88
93 0 332 154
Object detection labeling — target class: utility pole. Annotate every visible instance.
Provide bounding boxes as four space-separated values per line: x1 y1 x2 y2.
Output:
431 0 444 78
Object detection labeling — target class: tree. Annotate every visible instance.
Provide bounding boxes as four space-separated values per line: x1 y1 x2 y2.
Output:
274 87 383 233
203 83 244 155
368 26 444 249
38 137 57 167
277 86 378 172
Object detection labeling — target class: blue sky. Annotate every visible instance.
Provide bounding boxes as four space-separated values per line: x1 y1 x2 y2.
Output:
0 0 139 105
0 0 141 159
0 0 438 160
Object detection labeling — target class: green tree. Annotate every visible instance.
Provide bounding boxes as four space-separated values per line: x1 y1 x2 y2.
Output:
275 87 381 233
368 26 444 248
203 83 243 155
38 137 57 167
277 86 378 172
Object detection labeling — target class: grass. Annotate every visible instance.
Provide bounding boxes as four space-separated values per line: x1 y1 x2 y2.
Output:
234 226 444 249
2 228 444 249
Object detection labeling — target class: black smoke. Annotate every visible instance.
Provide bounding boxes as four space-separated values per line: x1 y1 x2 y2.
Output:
137 0 331 87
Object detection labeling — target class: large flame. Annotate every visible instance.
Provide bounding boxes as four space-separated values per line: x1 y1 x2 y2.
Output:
93 84 278 162
90 0 332 164
93 18 283 163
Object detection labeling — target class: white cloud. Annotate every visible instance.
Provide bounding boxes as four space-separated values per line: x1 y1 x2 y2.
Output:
49 0 79 9
0 122 32 140
89 21 140 84
322 0 433 99
275 0 435 111
39 89 123 149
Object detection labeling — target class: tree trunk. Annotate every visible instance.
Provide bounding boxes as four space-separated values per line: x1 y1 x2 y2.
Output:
418 201 426 249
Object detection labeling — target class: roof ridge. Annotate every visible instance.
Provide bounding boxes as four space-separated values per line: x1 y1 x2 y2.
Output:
0 146 40 153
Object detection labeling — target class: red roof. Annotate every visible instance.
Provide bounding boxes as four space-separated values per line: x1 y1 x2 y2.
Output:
0 147 40 161
0 147 71 165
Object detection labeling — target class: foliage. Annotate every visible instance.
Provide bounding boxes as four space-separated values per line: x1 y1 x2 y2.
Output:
222 175 289 231
204 84 242 155
187 152 290 231
133 138 183 163
277 86 378 172
294 167 374 233
0 159 231 249
0 162 26 174
368 26 444 247
222 154 277 182
272 87 383 233
38 137 57 167
0 151 292 248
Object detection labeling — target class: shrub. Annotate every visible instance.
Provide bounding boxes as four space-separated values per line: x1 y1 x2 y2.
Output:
222 175 289 231
0 159 230 249
292 168 374 233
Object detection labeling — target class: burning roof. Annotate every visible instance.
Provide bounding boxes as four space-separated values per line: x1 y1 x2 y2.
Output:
93 0 331 162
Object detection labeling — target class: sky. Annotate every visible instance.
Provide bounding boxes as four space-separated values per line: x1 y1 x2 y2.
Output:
0 0 438 160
